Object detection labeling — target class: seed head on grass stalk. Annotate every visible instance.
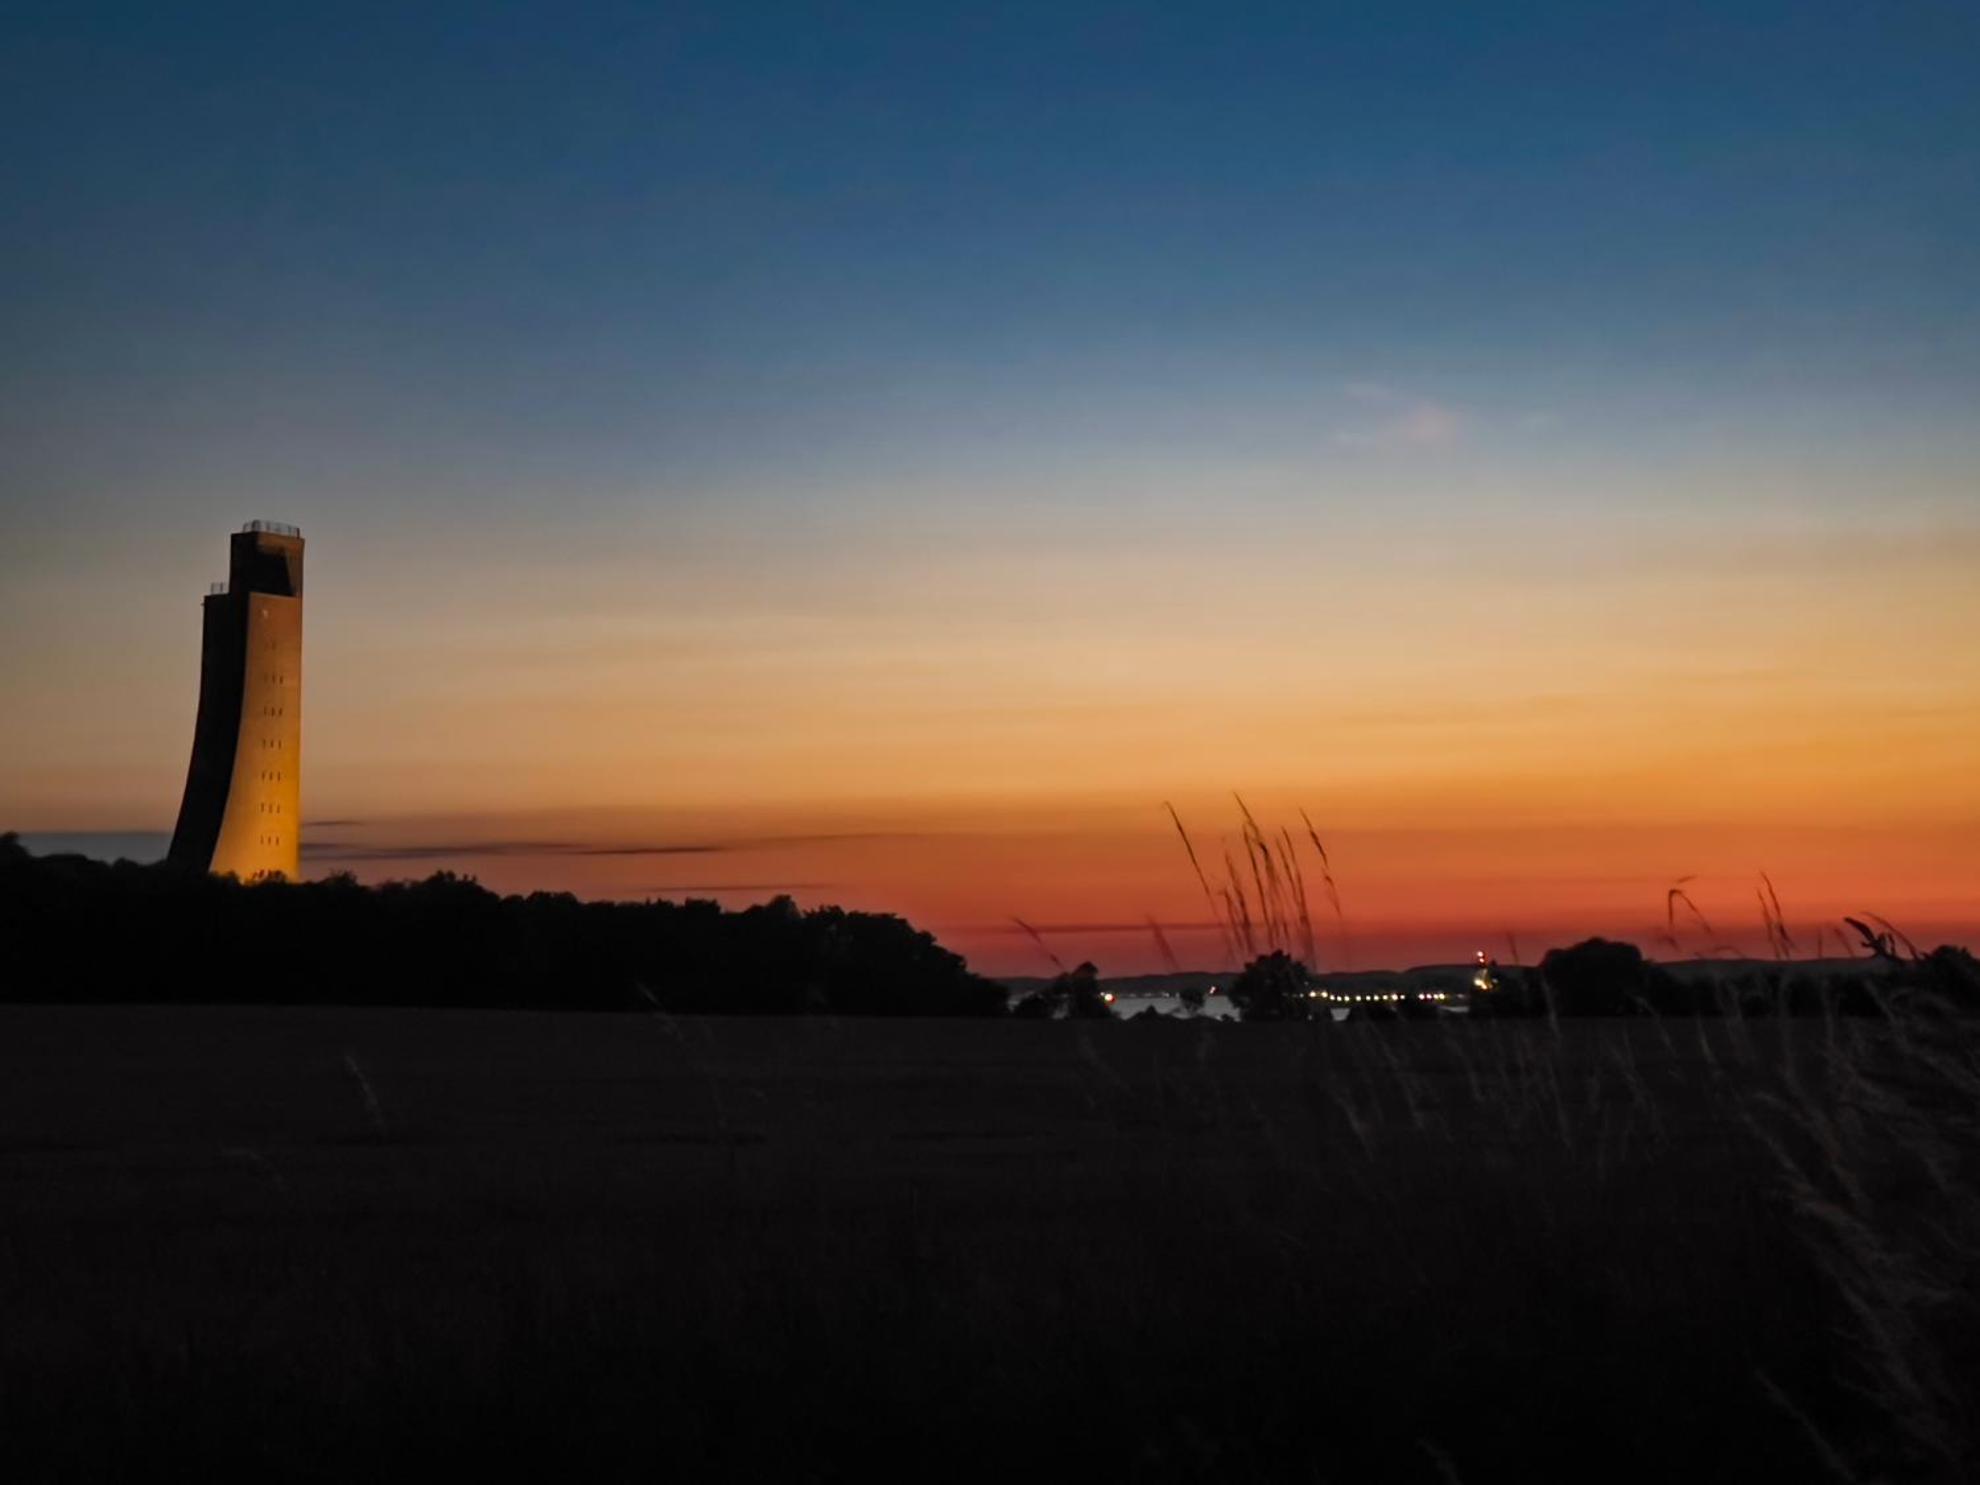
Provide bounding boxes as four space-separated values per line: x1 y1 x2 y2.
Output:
1237 794 1323 963
1232 796 1278 953
1860 912 1922 962
1169 797 1343 973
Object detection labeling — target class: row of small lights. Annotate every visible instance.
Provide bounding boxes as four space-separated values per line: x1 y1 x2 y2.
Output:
1100 989 1457 1005
1092 954 1503 1010
1308 990 1455 1004
1096 986 1465 1005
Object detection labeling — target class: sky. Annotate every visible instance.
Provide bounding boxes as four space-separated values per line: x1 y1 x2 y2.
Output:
3 1 1978 973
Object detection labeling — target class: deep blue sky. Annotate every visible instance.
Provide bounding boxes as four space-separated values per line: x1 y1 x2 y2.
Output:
6 0 1977 517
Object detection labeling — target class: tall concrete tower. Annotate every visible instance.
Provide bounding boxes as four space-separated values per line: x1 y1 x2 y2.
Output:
168 521 304 880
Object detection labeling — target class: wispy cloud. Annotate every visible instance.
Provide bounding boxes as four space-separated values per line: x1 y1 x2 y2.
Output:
646 882 834 894
572 844 737 857
637 831 940 851
976 920 1229 935
301 829 949 864
1333 382 1465 450
301 840 709 863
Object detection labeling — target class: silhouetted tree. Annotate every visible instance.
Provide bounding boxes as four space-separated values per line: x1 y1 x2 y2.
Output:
1918 945 1980 1010
1177 982 1207 1016
1010 989 1057 1019
1057 962 1112 1019
1009 962 1111 1020
1229 951 1313 1022
1538 938 1670 1016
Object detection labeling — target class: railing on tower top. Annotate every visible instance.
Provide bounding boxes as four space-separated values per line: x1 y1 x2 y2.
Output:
242 520 302 538
208 581 228 596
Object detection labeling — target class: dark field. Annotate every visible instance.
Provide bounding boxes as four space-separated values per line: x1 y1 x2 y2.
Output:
2 1007 1972 1481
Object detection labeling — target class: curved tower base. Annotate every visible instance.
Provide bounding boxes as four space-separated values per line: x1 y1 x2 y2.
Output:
168 522 304 881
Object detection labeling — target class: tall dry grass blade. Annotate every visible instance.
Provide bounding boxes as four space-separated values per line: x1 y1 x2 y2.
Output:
1757 887 1782 959
342 1051 388 1141
221 1146 290 1195
1416 1437 1466 1485
1233 798 1278 953
1224 849 1257 959
1010 916 1066 974
1665 878 1715 956
1279 825 1318 967
1753 1370 1861 1483
1836 918 1867 958
1760 872 1796 959
1255 832 1295 957
1218 887 1246 959
1243 823 1273 951
1165 802 1238 965
1231 791 1264 839
1300 809 1349 964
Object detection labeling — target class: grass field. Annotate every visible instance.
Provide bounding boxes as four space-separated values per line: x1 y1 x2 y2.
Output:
2 1006 1971 1481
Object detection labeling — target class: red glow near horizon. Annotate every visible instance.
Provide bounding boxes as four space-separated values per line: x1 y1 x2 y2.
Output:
278 799 1980 977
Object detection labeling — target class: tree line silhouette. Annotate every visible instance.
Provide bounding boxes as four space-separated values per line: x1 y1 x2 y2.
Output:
0 835 1007 1015
7 835 1973 1018
1223 937 1978 1020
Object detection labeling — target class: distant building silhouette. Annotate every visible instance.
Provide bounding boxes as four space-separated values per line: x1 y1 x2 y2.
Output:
168 522 304 880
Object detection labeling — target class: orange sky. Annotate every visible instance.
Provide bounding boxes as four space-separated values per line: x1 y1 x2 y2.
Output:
4 486 1977 975
266 797 1979 975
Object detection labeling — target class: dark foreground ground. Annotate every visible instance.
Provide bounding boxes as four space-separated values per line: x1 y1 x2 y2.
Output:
2 1007 1973 1482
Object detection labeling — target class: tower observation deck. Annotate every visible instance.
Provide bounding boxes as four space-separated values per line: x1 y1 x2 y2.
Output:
167 522 304 880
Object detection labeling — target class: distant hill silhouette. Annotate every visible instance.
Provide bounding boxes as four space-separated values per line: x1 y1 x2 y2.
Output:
0 834 1006 1015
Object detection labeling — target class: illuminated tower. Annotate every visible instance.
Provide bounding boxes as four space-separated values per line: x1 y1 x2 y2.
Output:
168 521 304 880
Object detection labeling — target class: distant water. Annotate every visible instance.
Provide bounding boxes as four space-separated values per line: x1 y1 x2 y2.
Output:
1111 995 1241 1021
16 832 170 864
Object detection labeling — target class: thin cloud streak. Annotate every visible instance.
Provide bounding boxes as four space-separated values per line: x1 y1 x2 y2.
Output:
302 829 959 864
972 920 1229 935
1333 382 1465 449
300 841 683 862
587 831 944 854
645 882 835 894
